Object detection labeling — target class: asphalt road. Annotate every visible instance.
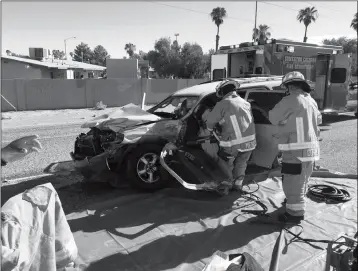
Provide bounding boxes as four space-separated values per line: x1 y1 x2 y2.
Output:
2 123 85 180
2 113 357 181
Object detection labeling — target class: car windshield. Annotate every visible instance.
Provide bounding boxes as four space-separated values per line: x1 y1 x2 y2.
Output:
148 96 199 117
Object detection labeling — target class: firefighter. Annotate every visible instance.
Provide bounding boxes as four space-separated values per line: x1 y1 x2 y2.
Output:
204 80 257 193
268 71 322 223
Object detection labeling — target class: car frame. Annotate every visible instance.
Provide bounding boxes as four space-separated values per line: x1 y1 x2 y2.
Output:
72 76 289 191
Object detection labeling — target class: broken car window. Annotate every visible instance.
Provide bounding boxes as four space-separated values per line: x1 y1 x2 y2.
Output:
151 96 199 116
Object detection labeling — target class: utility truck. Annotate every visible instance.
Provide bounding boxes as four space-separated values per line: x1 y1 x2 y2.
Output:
211 39 353 113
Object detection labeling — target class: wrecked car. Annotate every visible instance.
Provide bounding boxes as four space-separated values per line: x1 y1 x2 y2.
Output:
71 76 289 191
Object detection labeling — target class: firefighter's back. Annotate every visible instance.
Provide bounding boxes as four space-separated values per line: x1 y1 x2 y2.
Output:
220 93 255 138
286 91 320 149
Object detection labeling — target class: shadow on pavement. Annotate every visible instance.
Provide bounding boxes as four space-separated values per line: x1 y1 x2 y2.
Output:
71 199 284 271
1 172 82 206
321 113 356 125
1 171 139 214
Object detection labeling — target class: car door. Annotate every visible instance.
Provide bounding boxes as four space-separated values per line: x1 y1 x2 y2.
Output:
244 89 286 168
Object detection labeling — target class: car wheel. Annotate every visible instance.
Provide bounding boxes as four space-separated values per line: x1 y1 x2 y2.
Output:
127 144 168 191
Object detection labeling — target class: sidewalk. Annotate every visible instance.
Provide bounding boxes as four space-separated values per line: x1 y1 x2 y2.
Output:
2 105 153 130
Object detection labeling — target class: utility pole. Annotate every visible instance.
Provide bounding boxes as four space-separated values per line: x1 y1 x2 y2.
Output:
174 33 179 42
254 1 258 42
64 36 76 60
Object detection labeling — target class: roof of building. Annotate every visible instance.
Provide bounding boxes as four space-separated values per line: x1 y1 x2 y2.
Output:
1 55 106 71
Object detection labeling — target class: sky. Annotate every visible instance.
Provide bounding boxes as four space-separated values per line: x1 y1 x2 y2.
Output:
2 1 357 58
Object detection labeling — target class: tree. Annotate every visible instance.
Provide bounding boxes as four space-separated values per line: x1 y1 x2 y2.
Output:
297 6 318 43
210 7 227 52
252 24 271 43
202 49 215 77
147 37 175 78
72 42 93 63
92 45 110 66
179 43 205 78
52 49 65 60
131 50 148 60
124 43 136 58
351 13 357 32
322 37 357 76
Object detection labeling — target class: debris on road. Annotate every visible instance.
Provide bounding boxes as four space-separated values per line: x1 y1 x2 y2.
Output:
1 113 12 120
94 101 107 110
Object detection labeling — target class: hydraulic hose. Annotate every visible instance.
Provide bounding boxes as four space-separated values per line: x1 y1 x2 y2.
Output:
307 184 352 203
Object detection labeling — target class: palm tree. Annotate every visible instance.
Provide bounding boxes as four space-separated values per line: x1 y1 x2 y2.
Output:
124 43 136 58
351 12 357 32
210 7 227 52
297 6 318 42
252 24 271 43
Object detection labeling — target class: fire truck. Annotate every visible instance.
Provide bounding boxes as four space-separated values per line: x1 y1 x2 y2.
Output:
211 39 353 113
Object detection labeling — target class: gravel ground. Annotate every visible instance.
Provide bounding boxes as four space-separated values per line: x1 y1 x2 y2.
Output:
319 113 357 174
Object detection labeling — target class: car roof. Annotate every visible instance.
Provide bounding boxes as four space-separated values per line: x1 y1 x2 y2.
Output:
173 76 284 98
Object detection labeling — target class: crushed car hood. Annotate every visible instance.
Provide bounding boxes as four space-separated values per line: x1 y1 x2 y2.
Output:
81 103 162 133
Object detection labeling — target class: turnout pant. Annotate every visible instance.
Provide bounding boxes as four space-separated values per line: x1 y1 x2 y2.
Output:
282 161 314 216
219 147 252 184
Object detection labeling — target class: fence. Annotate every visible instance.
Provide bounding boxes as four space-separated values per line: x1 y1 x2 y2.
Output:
1 78 206 112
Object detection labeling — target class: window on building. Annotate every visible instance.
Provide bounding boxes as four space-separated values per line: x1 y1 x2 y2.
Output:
74 72 81 79
330 68 347 83
212 69 226 80
88 72 94 78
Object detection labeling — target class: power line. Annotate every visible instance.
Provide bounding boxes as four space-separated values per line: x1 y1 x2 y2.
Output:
146 0 341 36
146 1 254 24
258 1 335 20
304 2 350 13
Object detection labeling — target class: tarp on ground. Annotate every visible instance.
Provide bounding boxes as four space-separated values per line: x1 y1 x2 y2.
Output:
66 177 357 271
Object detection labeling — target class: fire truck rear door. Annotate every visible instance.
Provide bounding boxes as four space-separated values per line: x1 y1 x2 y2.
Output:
326 54 351 112
314 54 330 110
211 54 228 80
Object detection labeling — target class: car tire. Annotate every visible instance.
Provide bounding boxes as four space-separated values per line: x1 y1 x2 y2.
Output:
126 144 168 192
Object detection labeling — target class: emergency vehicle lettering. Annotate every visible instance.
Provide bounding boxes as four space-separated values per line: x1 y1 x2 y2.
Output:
219 115 256 150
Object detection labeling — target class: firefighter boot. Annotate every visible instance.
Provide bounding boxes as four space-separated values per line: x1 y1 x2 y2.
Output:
232 178 244 192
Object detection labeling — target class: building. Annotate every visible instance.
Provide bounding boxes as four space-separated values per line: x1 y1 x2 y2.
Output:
1 48 106 80
106 58 150 79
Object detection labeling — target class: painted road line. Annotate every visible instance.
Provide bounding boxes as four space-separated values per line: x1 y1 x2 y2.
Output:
2 121 85 130
2 172 83 189
2 173 53 185
2 133 80 144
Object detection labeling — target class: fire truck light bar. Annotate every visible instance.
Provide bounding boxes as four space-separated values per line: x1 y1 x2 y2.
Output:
219 39 275 50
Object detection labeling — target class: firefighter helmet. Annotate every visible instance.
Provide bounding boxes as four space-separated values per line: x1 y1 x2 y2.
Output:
216 80 241 98
281 71 312 92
